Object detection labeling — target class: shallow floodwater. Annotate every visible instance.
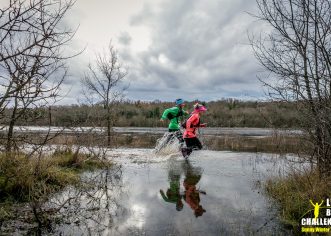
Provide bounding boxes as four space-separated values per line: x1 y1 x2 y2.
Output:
1 126 302 136
48 149 294 236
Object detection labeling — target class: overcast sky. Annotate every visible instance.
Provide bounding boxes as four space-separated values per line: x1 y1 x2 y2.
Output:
62 0 266 104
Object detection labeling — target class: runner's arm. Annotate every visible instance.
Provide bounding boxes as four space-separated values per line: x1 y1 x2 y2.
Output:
161 109 170 120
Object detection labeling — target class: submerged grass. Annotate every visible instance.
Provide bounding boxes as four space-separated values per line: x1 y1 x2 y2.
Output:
0 149 111 212
48 132 307 154
264 168 331 234
52 148 108 170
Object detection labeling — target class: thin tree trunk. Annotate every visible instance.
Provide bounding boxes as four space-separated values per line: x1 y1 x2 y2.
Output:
107 105 111 146
6 95 18 152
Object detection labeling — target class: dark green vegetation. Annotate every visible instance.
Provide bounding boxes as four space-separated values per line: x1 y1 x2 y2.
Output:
9 99 301 128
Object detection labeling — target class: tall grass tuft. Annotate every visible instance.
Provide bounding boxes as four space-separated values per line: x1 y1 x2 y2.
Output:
0 149 110 203
264 168 331 232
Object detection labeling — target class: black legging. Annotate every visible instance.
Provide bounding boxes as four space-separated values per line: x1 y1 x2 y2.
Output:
184 137 202 150
181 137 203 157
184 137 202 154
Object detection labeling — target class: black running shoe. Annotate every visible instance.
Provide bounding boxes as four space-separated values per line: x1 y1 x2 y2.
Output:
181 148 188 158
181 147 192 158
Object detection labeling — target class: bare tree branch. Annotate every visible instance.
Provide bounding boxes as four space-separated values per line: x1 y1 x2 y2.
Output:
81 41 128 146
251 0 331 177
0 0 78 152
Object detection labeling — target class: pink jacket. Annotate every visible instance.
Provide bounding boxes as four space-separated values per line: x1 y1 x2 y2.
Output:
183 112 206 138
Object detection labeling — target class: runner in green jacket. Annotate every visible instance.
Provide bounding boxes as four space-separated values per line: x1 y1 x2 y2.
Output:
160 98 188 146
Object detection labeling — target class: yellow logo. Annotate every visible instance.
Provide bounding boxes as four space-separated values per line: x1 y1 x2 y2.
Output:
301 198 331 233
310 200 324 219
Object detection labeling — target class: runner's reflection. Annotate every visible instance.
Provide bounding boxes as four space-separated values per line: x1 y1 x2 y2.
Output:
160 161 184 211
159 159 206 217
182 160 206 217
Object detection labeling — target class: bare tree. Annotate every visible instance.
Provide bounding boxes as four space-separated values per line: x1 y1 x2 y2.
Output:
0 0 77 152
82 42 128 146
251 0 331 177
0 0 52 62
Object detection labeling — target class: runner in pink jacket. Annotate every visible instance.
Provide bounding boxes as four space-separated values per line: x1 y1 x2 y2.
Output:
181 103 207 157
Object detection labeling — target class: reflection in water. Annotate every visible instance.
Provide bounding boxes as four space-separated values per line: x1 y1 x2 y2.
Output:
182 160 206 218
160 159 207 217
46 165 126 235
42 149 295 235
159 161 183 211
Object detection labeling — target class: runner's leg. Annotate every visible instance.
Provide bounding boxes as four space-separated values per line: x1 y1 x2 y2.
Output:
182 138 193 157
174 130 184 146
191 137 202 150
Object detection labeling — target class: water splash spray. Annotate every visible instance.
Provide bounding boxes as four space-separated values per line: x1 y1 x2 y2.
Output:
154 132 181 156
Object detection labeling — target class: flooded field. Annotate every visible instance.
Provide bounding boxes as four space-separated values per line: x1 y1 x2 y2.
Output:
0 126 302 137
42 148 296 236
0 126 303 153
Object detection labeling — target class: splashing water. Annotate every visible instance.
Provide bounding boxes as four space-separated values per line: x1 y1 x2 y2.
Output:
154 132 181 155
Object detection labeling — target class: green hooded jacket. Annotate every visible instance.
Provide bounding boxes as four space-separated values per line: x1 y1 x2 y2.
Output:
161 106 185 130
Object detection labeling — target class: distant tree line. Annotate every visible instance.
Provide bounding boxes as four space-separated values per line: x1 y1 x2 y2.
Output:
6 99 301 128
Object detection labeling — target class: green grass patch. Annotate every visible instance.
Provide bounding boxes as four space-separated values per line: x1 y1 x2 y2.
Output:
264 168 331 232
0 149 111 203
0 204 14 222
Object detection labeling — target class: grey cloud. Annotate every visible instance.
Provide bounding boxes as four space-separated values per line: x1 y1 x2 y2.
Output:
0 0 266 104
124 0 264 101
118 31 132 45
